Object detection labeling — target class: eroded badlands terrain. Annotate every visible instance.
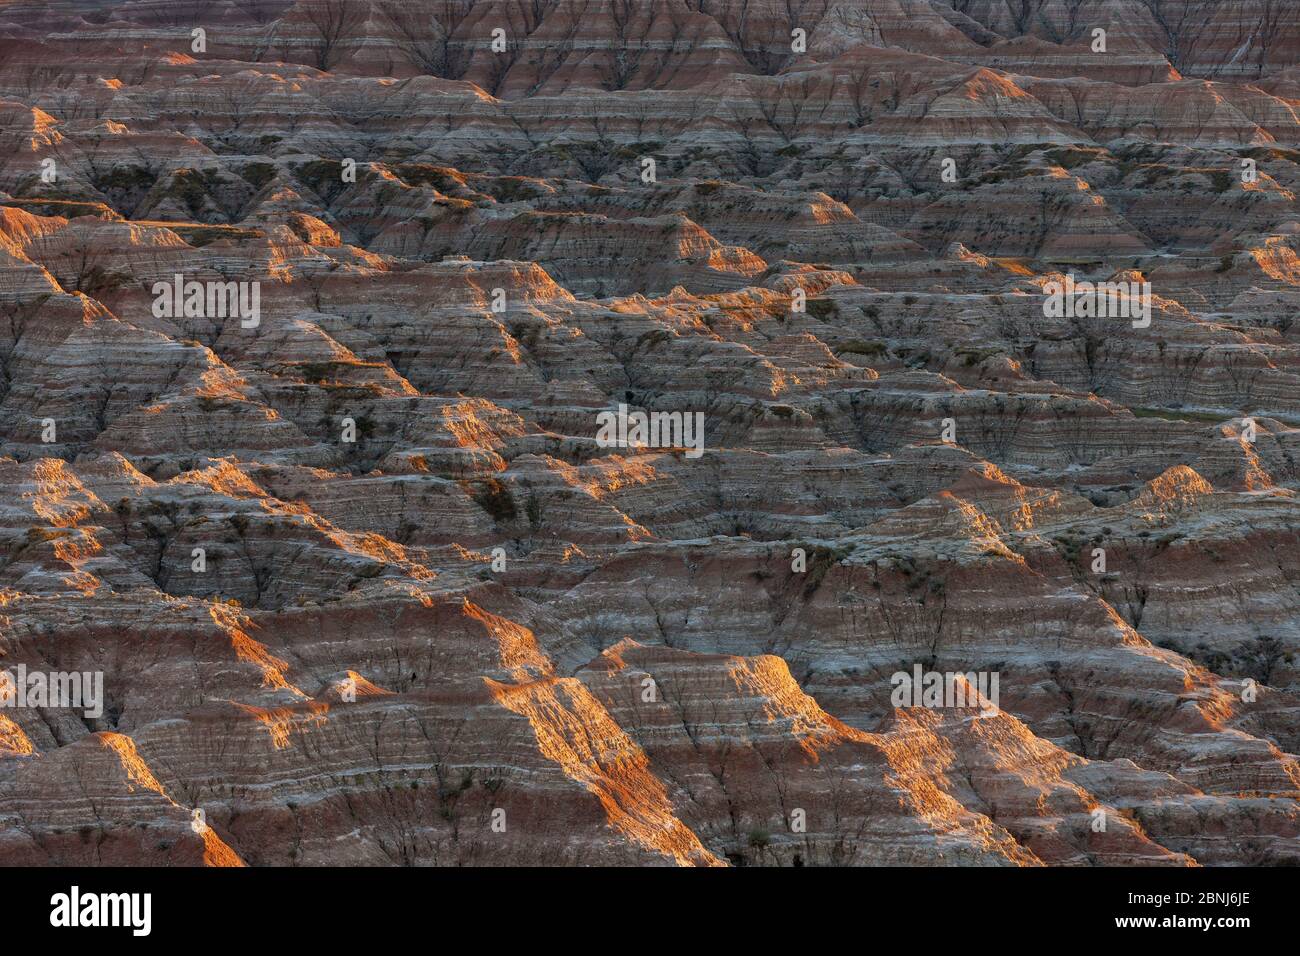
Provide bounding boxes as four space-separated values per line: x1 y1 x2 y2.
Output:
1 0 1299 866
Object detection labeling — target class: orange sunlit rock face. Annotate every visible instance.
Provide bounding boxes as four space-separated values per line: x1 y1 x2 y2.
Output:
0 0 1298 870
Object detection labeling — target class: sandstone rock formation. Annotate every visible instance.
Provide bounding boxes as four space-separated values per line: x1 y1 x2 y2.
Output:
0 0 1298 867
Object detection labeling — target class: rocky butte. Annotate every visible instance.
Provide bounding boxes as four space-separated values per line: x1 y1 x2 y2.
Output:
0 0 1296 867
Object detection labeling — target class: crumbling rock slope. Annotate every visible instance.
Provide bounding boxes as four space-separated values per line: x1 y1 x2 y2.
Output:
0 0 1298 867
